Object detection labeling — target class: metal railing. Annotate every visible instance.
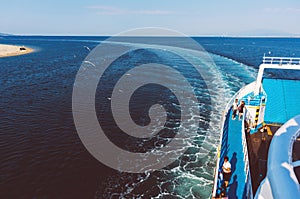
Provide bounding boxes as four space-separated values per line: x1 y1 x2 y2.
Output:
242 109 250 176
242 107 254 198
263 56 300 65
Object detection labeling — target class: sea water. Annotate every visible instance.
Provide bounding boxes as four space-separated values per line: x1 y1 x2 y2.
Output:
1 36 300 199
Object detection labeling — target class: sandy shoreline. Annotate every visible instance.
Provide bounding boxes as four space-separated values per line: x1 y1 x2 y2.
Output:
0 44 34 58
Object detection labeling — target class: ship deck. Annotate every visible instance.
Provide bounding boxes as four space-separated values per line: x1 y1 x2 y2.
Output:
215 78 300 198
216 110 247 198
245 125 279 193
213 58 300 198
246 77 300 195
263 78 300 124
247 78 300 194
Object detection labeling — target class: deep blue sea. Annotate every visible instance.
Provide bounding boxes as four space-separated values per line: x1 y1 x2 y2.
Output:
1 36 300 199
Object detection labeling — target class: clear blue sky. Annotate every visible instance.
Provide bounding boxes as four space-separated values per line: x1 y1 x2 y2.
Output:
1 0 300 36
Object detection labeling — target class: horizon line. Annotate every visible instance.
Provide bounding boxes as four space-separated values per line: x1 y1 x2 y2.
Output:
2 32 300 38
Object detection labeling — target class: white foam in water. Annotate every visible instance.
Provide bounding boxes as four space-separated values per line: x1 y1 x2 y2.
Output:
97 41 257 199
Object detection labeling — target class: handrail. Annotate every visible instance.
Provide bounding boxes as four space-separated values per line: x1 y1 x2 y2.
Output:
241 109 253 198
255 56 300 95
241 109 250 176
263 56 300 65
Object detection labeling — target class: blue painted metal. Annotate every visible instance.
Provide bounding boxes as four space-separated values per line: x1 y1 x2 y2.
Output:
216 108 247 198
241 92 266 107
263 78 300 124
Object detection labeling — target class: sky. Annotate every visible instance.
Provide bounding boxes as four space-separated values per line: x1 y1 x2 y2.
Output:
1 0 300 36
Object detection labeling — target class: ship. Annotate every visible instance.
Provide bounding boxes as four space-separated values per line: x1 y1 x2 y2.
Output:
211 56 300 198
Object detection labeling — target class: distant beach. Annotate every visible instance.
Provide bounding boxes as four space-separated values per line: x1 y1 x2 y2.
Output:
0 44 34 58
